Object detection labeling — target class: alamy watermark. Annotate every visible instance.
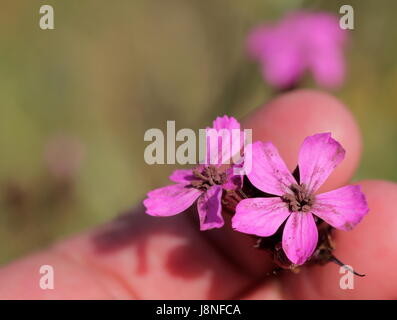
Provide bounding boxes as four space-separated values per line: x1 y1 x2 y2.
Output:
39 5 55 30
37 4 354 32
339 265 356 290
143 121 252 175
339 5 354 30
39 265 54 290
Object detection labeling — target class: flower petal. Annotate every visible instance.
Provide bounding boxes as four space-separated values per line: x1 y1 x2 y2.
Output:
259 28 304 89
298 133 345 194
205 116 244 166
232 197 291 237
246 25 273 60
212 115 241 131
282 212 318 265
169 169 195 184
245 141 297 196
197 185 224 231
313 185 369 231
310 48 345 88
222 165 243 190
247 23 304 89
144 184 201 217
261 52 303 89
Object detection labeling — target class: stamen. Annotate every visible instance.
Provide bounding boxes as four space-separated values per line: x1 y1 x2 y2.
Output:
193 169 209 182
206 166 215 185
282 183 315 212
190 165 227 190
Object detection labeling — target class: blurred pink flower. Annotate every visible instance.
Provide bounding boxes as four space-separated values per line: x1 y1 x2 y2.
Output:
247 11 348 89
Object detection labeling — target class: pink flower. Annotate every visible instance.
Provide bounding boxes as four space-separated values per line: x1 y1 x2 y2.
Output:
247 11 348 89
144 116 243 231
232 133 368 265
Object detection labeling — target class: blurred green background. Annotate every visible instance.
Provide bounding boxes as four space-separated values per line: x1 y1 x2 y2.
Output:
0 0 396 264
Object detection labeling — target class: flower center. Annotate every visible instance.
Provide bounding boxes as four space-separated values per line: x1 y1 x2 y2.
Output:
282 183 315 212
190 165 226 191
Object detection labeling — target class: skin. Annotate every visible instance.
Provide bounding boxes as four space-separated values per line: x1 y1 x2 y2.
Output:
0 89 395 299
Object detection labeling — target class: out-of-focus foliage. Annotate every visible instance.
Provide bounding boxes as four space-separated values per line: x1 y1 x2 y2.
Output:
0 0 396 264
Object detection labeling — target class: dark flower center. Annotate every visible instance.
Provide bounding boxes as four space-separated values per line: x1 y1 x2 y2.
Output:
190 165 226 191
282 183 315 212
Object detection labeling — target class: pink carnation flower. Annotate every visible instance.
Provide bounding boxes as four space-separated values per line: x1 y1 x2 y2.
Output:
247 11 348 89
232 133 368 265
144 116 244 231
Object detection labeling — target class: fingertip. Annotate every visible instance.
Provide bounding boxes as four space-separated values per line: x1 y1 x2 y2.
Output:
281 180 397 299
242 89 362 192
